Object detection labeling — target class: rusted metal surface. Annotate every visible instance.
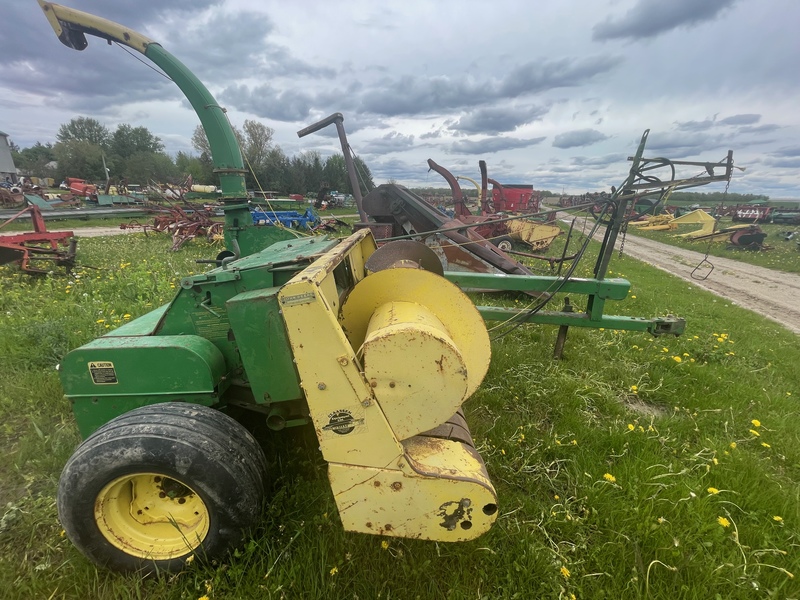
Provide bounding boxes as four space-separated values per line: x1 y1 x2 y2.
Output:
0 205 76 273
364 239 444 275
361 183 535 276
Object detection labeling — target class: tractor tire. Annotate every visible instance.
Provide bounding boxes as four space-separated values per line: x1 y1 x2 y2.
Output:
58 402 267 573
495 236 514 252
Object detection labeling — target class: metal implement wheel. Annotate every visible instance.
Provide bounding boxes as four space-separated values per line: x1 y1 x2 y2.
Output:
58 403 267 573
495 236 514 252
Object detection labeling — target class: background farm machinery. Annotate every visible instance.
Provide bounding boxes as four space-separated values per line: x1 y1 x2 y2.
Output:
39 0 736 575
0 204 76 274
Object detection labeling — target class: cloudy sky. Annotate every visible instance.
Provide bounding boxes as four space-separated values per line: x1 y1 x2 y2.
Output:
2 0 799 197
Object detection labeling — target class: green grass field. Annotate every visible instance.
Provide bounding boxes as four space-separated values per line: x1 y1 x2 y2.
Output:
0 229 798 599
625 218 800 275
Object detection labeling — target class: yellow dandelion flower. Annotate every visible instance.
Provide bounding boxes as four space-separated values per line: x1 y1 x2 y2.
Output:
773 516 783 522
560 566 571 578
381 540 389 550
717 516 730 528
657 517 666 524
630 385 638 392
631 295 637 299
761 442 771 448
707 487 720 495
571 439 577 445
627 423 635 431
729 442 737 449
198 596 209 600
554 494 560 500
751 419 761 428
712 457 718 465
96 319 105 323
330 566 338 576
672 356 682 363
570 594 576 600
603 473 616 483
749 429 760 437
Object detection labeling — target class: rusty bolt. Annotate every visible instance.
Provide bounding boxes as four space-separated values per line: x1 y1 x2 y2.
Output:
373 481 381 487
317 382 326 390
389 381 396 388
370 379 378 388
361 399 371 407
461 498 471 508
338 357 349 366
384 524 392 531
391 482 402 491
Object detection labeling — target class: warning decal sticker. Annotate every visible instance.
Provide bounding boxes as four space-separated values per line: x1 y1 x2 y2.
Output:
88 361 118 385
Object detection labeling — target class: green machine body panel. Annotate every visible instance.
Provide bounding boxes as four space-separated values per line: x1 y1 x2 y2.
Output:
226 288 303 404
59 335 227 437
59 235 340 436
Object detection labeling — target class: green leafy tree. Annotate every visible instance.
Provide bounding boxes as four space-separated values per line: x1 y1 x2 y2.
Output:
53 139 106 181
240 120 274 171
262 147 290 193
123 151 177 184
322 154 347 193
175 151 212 185
111 124 164 160
13 142 56 177
56 117 110 147
351 155 374 195
321 153 374 197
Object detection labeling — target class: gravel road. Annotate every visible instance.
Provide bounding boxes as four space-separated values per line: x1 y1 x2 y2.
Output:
576 222 800 335
67 223 800 335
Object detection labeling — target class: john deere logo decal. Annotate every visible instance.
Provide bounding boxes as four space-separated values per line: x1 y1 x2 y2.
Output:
323 409 364 435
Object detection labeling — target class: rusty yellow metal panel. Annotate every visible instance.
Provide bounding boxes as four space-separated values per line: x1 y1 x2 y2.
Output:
506 219 563 251
362 301 468 440
279 231 404 468
280 229 498 540
329 436 497 541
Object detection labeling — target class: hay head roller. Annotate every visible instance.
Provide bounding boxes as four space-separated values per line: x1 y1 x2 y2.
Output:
39 1 733 573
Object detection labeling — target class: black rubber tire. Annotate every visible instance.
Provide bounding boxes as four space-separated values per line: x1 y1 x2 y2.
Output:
58 402 267 573
495 236 514 252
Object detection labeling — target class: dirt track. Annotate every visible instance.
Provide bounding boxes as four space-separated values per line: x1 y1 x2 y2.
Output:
68 224 800 335
588 229 800 335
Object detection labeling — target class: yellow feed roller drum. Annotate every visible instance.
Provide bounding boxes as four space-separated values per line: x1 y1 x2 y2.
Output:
340 267 491 440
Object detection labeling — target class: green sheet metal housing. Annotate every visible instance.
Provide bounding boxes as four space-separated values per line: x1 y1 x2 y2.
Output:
60 236 340 436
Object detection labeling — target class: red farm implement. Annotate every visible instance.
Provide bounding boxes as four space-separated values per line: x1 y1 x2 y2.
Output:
0 205 77 274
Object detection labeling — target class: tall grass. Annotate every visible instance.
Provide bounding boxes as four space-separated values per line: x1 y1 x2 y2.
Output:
0 230 797 599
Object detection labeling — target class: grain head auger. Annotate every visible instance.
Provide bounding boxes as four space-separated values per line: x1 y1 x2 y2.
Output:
40 1 732 574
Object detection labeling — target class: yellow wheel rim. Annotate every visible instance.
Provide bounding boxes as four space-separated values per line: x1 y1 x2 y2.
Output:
94 473 210 560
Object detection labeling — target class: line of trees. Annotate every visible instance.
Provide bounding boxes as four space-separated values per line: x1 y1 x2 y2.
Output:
10 117 374 197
